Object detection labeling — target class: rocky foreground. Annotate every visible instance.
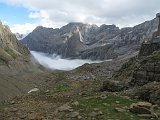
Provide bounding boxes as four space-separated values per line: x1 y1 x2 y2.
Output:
0 69 160 120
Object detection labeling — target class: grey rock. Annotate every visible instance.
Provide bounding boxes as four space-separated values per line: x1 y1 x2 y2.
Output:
58 104 72 112
22 15 159 60
129 102 152 114
70 111 79 118
72 101 79 106
78 115 82 119
115 107 126 112
101 80 126 92
98 111 103 115
115 101 120 104
10 100 15 105
88 111 98 117
137 114 153 118
19 114 27 119
27 113 37 120
9 108 18 112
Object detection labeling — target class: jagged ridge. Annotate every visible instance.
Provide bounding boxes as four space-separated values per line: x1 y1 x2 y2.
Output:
22 18 159 60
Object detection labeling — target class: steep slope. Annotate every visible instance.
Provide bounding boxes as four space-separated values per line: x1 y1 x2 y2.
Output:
22 16 159 60
0 21 39 74
0 21 47 101
102 14 160 106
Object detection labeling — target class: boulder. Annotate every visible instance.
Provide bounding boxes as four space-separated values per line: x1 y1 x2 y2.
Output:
70 111 79 118
72 101 79 106
115 107 126 112
129 102 152 114
101 80 126 92
88 111 98 117
28 88 39 94
129 82 160 105
58 103 72 112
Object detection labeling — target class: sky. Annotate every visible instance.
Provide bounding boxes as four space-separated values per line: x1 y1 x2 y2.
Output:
0 0 160 35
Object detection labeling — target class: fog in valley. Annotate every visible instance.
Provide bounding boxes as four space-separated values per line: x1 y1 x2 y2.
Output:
31 51 103 71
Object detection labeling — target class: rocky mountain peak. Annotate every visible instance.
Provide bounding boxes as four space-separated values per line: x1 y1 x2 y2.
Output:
0 21 11 35
0 21 30 56
15 33 25 40
72 26 84 42
22 15 160 60
156 12 160 18
34 26 44 30
152 13 160 38
100 24 118 30
73 26 80 33
138 13 160 57
0 21 39 73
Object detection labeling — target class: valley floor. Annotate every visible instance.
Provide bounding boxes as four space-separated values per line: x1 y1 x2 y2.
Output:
0 71 160 120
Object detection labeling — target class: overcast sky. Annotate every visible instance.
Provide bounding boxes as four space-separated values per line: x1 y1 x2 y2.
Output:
0 0 160 34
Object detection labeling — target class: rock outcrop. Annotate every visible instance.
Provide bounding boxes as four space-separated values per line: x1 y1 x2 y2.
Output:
0 21 45 101
22 16 159 60
129 102 152 114
131 14 160 87
0 21 39 74
101 14 160 106
139 14 160 57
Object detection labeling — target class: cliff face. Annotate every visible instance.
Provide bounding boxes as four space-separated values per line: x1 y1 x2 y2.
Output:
22 17 159 60
139 15 160 57
0 22 29 55
0 21 47 101
102 15 160 105
102 49 160 105
127 51 160 105
132 15 160 85
0 21 39 74
138 43 160 57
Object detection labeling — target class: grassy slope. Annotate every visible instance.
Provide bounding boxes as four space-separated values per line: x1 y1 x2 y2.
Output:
0 71 159 120
0 47 21 64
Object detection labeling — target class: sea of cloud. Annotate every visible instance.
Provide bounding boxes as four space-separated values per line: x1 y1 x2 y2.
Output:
31 51 103 71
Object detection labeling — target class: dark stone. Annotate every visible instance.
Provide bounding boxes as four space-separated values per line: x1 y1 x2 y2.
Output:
156 13 160 18
129 102 152 114
101 80 126 92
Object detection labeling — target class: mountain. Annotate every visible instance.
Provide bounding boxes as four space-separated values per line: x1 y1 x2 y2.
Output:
15 33 25 40
101 14 160 106
0 21 47 101
0 21 39 74
22 18 159 60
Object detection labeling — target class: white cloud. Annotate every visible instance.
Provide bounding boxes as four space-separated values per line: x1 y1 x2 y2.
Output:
1 0 160 33
29 10 49 19
28 10 55 27
10 23 37 34
31 51 102 71
2 21 7 25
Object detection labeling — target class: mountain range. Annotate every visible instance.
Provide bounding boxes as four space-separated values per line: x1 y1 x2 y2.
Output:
22 17 159 60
